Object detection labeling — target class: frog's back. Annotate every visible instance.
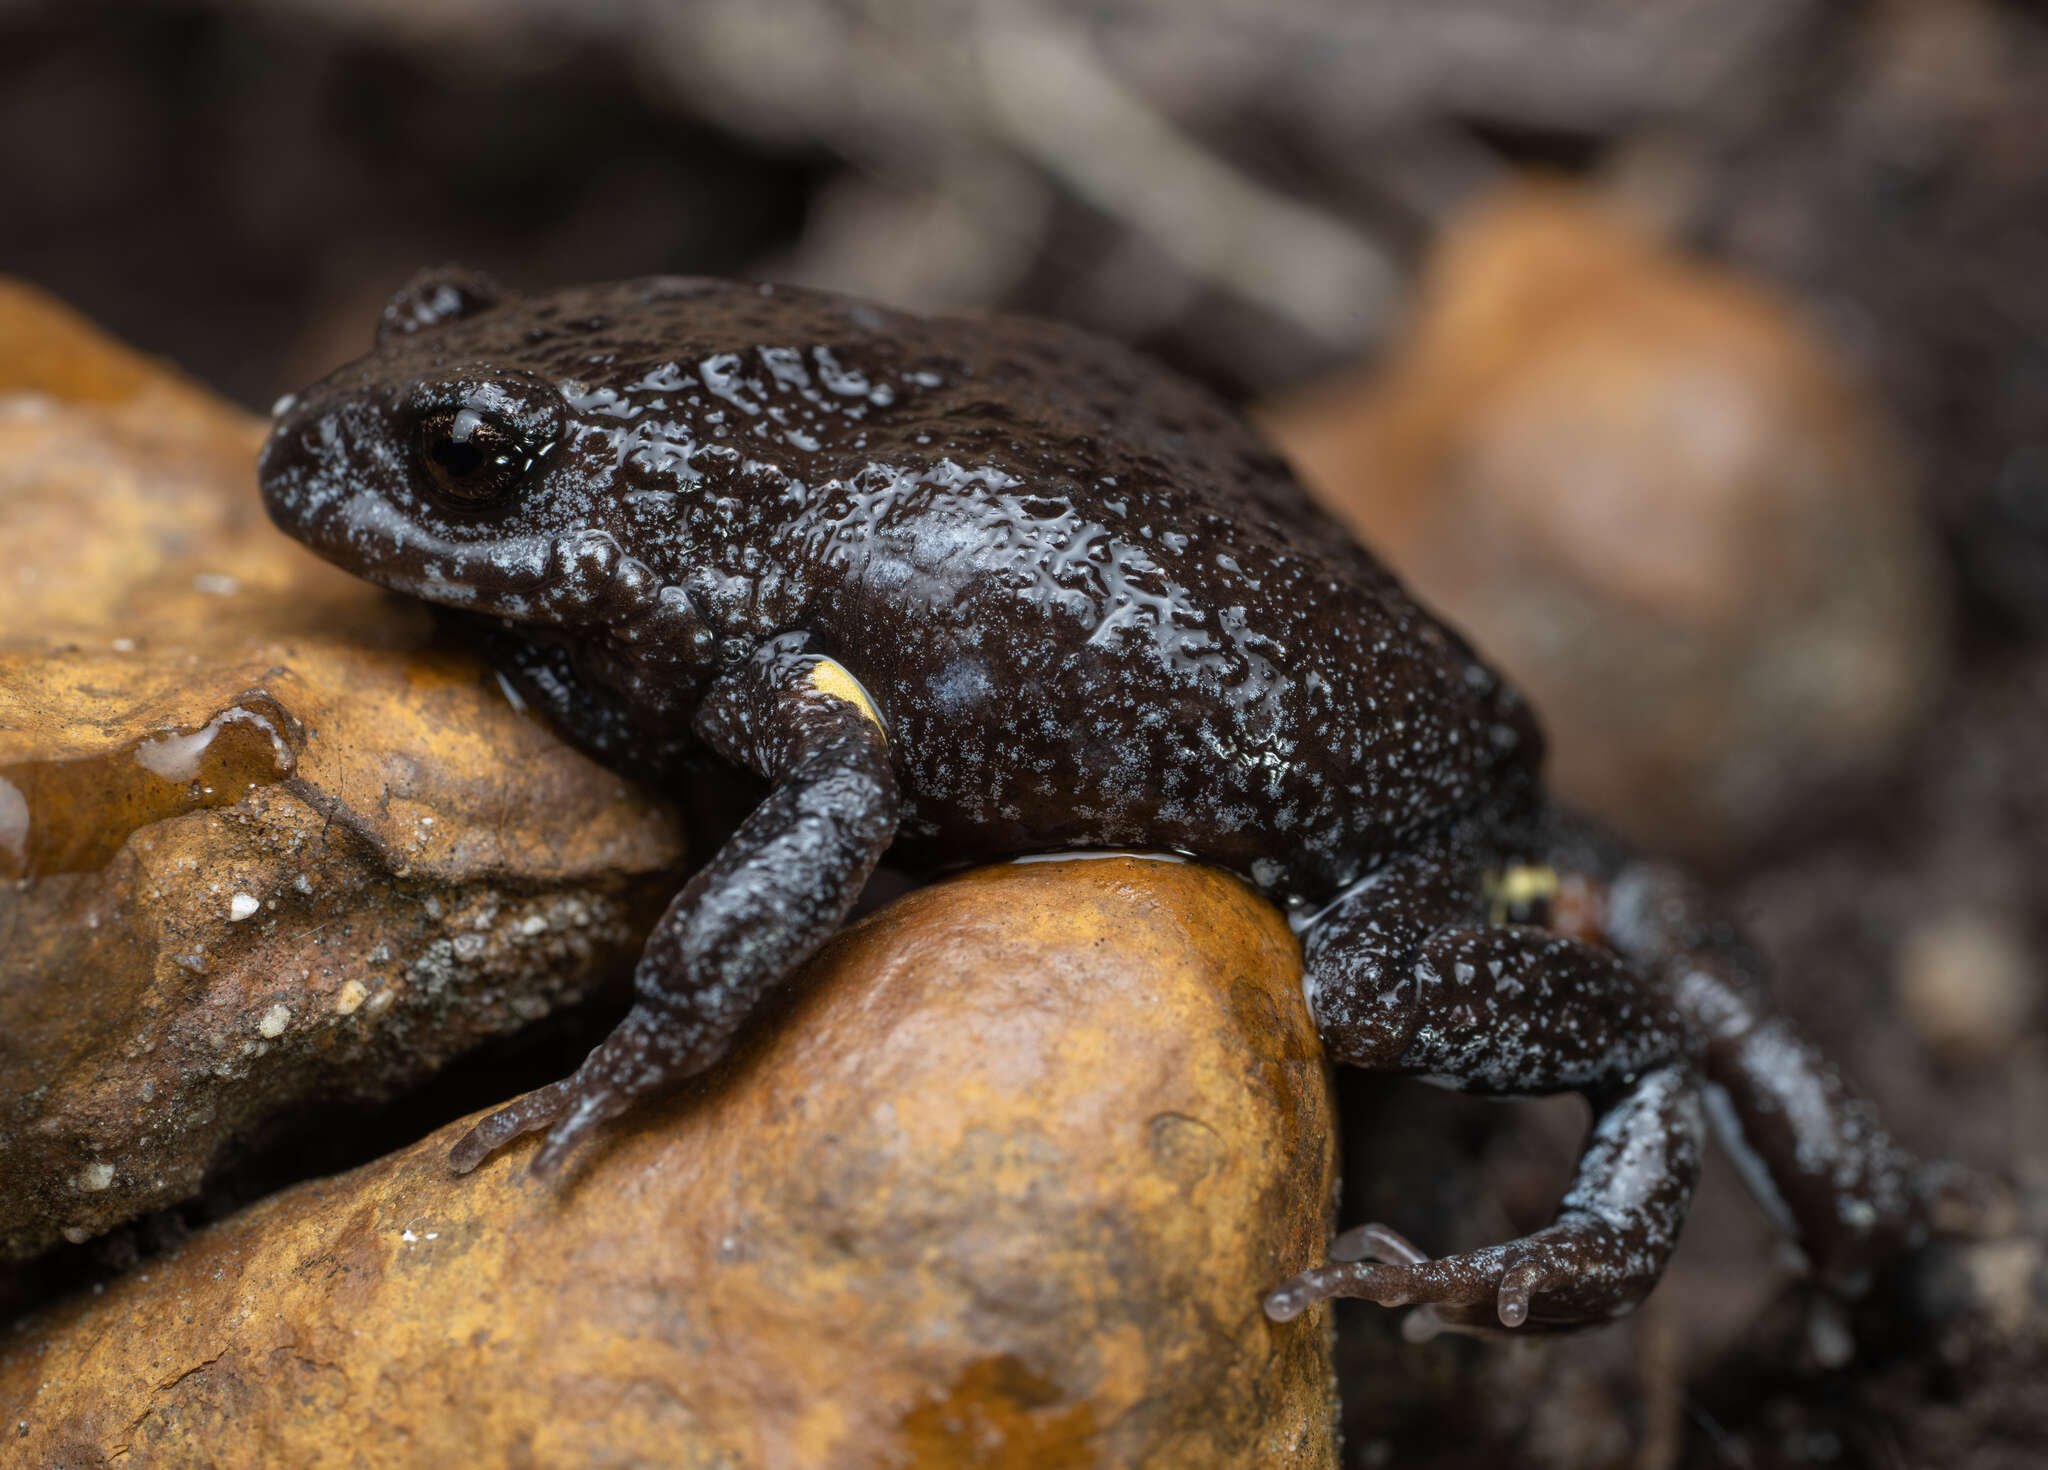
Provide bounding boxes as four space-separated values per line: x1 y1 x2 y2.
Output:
406 275 1387 570
394 277 1540 898
703 286 1542 897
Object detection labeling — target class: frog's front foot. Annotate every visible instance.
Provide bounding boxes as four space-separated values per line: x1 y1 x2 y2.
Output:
448 1078 571 1175
448 1071 633 1178
451 638 900 1185
447 1017 649 1176
1264 1214 1655 1335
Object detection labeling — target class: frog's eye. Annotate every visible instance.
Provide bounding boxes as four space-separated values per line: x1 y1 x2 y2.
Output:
407 372 564 512
416 405 541 508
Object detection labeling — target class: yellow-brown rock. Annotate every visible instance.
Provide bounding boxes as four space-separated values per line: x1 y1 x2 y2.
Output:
0 279 686 1257
1 859 1338 1468
1260 181 1947 866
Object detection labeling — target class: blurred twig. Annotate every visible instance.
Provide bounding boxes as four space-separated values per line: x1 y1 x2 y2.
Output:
972 4 1400 348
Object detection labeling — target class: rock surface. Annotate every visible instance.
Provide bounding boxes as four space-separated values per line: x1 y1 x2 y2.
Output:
1 858 1337 1469
0 279 685 1258
1261 182 1949 867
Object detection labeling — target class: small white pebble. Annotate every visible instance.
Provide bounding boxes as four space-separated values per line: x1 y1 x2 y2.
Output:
401 1229 418 1244
1964 1238 2042 1338
1898 910 2039 1060
62 1226 90 1245
293 874 315 896
78 1163 115 1192
334 980 369 1016
258 1003 291 1038
192 572 240 597
110 637 136 652
228 893 260 922
519 914 548 937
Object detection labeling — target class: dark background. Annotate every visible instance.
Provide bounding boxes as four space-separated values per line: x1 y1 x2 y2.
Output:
5 1 2047 633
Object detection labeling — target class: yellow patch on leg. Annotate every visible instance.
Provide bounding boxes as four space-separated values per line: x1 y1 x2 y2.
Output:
806 658 887 743
1486 862 1559 925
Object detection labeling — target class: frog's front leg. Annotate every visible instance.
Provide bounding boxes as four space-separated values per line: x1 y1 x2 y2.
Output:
449 632 898 1176
1267 838 1707 1333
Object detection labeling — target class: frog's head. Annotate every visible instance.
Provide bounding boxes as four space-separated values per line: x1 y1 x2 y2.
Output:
259 267 650 626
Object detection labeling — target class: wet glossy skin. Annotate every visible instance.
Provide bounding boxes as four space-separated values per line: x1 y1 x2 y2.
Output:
261 269 1939 1337
266 273 1537 891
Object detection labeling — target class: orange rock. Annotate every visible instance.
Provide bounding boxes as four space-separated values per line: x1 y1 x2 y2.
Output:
1260 181 1947 865
0 279 685 1257
0 279 224 411
1 859 1338 1468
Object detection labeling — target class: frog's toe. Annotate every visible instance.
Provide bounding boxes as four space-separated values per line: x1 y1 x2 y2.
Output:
1328 1221 1431 1266
1264 1216 1648 1332
448 1075 579 1174
1263 1218 1432 1322
528 1083 636 1177
449 999 681 1177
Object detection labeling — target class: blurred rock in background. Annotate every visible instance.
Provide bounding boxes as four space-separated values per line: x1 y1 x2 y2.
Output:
1261 182 1947 867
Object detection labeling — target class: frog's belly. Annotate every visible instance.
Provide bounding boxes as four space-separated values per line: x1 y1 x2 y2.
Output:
852 595 1524 901
883 751 1399 903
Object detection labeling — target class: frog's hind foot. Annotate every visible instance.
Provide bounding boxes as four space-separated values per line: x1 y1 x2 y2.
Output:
1267 1063 1703 1334
1264 1214 1655 1336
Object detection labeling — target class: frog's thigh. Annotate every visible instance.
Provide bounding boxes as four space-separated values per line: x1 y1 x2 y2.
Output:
1306 868 1691 1090
1299 839 1490 1070
450 636 899 1176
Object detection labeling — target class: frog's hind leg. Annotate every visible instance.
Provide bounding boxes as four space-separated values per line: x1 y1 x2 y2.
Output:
1589 854 1957 1302
449 634 899 1177
1269 836 1708 1331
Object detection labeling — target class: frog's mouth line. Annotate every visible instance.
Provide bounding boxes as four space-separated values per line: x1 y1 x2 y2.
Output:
320 501 712 668
329 488 555 614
